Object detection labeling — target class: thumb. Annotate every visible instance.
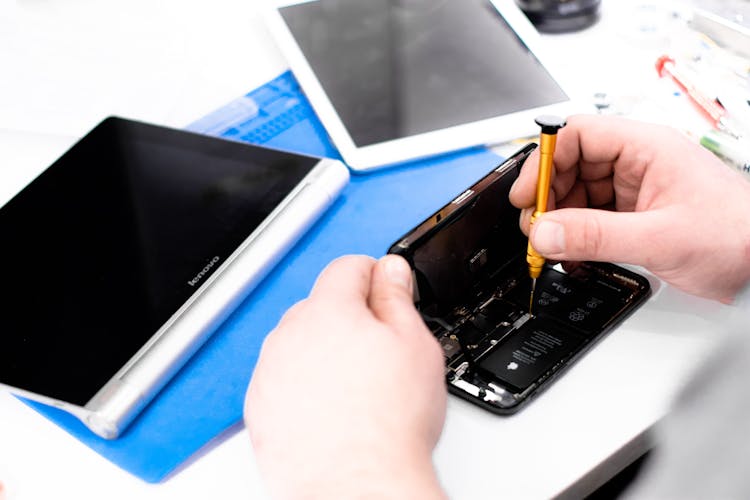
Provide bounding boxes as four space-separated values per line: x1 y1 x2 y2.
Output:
530 208 671 267
368 255 425 335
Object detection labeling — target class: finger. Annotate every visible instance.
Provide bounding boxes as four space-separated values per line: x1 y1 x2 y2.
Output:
553 178 617 211
519 207 533 235
512 115 668 210
511 117 602 209
556 181 588 210
530 208 674 267
509 119 594 210
509 148 542 209
518 190 557 235
368 255 427 336
583 177 615 207
309 255 376 306
271 297 310 333
509 148 560 208
554 115 663 171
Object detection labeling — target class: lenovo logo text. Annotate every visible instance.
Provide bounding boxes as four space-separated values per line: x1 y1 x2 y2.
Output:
188 256 221 287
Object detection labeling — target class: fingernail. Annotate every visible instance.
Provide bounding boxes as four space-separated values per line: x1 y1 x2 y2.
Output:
382 256 412 292
533 220 566 254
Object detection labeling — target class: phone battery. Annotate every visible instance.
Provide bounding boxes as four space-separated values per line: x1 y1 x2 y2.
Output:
478 319 586 392
506 268 625 335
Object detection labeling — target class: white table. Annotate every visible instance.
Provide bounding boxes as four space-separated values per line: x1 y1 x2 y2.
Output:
0 1 732 498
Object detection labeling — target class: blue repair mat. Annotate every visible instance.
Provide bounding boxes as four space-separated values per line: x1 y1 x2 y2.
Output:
26 71 503 482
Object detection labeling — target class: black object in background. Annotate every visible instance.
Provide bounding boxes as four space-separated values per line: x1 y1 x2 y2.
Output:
515 0 601 33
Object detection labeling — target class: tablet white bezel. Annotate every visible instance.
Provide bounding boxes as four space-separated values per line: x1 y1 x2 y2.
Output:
264 0 585 171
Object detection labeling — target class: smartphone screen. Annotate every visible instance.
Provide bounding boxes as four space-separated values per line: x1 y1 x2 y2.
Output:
388 145 650 412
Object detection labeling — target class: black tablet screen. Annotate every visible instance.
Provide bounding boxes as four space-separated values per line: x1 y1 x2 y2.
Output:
0 118 316 405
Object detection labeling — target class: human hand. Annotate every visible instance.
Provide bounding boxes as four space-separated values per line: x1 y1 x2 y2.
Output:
510 115 750 303
244 255 447 500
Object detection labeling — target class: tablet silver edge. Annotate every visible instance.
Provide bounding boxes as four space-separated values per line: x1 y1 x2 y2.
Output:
7 157 349 439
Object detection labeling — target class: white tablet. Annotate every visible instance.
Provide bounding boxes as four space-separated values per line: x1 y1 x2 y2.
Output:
264 0 582 171
0 117 348 439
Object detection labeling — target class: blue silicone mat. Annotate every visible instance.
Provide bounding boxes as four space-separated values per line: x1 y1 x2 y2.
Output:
26 71 502 482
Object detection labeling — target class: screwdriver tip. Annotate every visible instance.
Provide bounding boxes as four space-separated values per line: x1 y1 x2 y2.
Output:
529 278 537 316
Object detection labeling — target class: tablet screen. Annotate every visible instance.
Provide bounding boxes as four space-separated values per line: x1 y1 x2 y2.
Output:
0 118 317 405
279 0 569 147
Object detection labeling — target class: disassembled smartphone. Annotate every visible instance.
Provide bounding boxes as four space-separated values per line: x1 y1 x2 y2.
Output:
388 144 650 413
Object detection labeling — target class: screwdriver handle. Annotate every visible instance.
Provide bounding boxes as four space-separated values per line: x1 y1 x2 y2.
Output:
527 115 566 280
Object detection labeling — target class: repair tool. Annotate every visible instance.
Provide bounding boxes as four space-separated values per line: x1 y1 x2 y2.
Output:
527 115 566 315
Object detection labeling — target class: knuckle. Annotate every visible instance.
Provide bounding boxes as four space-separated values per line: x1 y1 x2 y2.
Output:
519 208 533 235
281 298 309 322
326 254 375 274
581 215 604 258
272 298 313 336
370 287 409 315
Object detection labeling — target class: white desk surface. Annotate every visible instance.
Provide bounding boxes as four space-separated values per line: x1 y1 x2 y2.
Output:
0 1 733 499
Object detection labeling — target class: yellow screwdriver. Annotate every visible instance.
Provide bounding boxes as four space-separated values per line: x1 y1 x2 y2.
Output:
527 115 566 315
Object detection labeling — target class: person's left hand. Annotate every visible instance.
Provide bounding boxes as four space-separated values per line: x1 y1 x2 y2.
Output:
244 255 448 500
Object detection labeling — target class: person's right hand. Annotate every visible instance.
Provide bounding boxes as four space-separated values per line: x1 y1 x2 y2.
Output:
509 115 750 303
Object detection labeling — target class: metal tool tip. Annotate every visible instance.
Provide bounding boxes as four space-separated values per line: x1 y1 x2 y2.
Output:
529 278 537 316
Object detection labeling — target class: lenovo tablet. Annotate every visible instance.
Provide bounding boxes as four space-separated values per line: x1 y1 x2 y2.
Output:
265 0 581 171
0 117 349 438
388 145 651 413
